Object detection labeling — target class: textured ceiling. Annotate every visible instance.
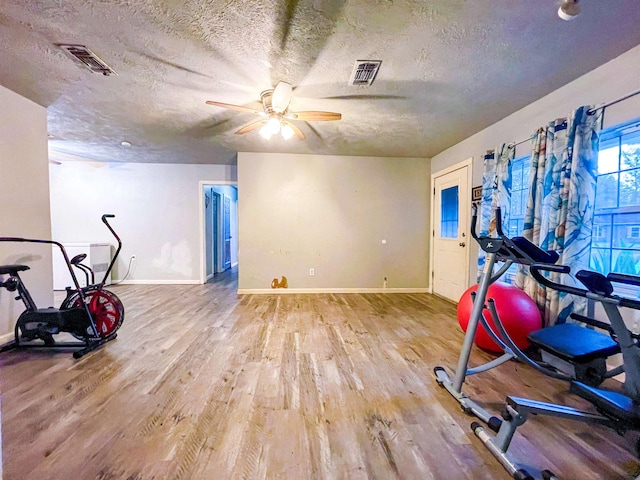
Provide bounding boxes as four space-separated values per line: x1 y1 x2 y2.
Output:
2 1 640 165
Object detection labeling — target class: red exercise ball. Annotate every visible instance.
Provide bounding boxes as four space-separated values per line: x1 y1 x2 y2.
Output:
457 282 542 353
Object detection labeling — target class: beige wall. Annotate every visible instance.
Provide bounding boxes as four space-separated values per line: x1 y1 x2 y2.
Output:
237 152 430 291
0 85 52 338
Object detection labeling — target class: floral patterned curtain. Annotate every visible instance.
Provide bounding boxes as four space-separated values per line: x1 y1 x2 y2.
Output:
477 143 516 280
516 106 603 325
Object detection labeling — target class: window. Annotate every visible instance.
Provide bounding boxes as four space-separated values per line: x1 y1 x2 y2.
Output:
508 155 531 238
590 119 640 286
440 185 459 238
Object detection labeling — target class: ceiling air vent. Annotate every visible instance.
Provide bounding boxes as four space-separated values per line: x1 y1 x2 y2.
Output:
349 60 381 86
57 44 117 76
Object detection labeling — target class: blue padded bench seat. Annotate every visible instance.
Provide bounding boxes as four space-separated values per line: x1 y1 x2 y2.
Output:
570 381 640 429
528 323 620 363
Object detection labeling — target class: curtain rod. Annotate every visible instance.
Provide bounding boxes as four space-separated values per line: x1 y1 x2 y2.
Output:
508 89 640 148
589 88 640 113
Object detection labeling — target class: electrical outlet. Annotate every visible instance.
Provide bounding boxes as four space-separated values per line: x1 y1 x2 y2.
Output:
309 268 315 276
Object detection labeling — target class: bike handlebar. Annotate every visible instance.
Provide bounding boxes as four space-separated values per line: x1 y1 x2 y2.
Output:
99 214 120 287
0 214 121 288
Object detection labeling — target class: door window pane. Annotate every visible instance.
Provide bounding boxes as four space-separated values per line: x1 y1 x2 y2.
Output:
440 186 459 238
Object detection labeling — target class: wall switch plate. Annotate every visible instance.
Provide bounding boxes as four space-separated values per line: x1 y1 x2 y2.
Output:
309 268 315 276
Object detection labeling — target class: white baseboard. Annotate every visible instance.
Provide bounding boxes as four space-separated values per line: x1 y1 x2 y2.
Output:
0 332 14 347
236 287 430 295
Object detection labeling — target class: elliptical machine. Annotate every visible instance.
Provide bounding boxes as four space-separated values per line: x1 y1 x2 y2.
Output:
0 214 124 359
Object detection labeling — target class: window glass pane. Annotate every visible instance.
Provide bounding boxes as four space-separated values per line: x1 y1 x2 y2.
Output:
621 130 640 171
595 173 619 208
612 213 640 248
590 248 611 274
619 169 640 207
598 139 619 174
512 188 522 217
512 162 522 190
611 249 640 275
592 119 640 289
592 214 612 248
440 185 458 238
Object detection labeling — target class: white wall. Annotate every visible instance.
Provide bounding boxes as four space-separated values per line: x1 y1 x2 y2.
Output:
431 44 640 286
50 161 237 284
0 85 52 338
237 152 430 292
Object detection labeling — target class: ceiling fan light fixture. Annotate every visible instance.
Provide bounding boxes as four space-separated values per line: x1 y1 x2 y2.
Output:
259 124 273 140
267 116 282 135
281 123 295 140
558 0 580 20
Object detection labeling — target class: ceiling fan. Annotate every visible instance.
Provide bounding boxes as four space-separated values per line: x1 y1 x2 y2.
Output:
206 81 341 140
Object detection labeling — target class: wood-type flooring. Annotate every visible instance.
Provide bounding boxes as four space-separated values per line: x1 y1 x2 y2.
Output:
1 268 639 479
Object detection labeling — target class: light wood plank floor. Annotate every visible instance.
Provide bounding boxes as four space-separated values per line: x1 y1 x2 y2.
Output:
1 269 639 479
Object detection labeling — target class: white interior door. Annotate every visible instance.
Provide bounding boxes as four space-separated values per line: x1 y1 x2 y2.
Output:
432 163 470 302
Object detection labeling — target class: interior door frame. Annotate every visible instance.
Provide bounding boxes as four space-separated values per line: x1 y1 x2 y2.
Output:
199 180 238 284
429 157 473 295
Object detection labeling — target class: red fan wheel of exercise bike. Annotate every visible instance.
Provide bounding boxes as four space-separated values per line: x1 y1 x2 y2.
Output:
70 290 124 338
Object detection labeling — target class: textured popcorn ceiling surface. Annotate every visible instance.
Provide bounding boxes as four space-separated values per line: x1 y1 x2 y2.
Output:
1 1 640 164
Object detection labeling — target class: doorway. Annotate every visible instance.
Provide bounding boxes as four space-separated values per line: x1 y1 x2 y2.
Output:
430 159 472 302
200 182 238 284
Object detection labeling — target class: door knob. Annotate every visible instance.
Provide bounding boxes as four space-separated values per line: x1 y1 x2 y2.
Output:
459 242 466 247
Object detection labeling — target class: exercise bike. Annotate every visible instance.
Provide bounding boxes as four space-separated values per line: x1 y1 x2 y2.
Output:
0 214 124 359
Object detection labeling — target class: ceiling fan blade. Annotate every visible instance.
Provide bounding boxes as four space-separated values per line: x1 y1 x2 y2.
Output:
285 111 342 121
284 121 305 140
235 119 268 135
206 100 265 116
271 81 293 113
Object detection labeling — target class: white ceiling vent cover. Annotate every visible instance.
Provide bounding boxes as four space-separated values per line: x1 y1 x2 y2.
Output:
57 44 117 76
349 60 382 86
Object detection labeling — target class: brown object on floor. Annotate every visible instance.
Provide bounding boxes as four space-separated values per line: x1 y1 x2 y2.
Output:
271 275 288 288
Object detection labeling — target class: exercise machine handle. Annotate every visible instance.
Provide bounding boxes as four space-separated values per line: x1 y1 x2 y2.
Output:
494 206 505 237
100 214 121 287
608 272 640 288
529 264 588 297
470 203 479 240
470 205 505 238
530 263 570 274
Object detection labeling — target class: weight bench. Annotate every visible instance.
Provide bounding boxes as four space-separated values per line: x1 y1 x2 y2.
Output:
528 323 620 386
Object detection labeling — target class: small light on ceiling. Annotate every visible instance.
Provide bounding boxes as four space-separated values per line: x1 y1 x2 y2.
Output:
259 125 273 140
558 0 580 20
121 141 132 147
281 123 295 140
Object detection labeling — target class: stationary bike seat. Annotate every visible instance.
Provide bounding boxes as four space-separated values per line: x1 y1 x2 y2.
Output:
0 264 30 275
